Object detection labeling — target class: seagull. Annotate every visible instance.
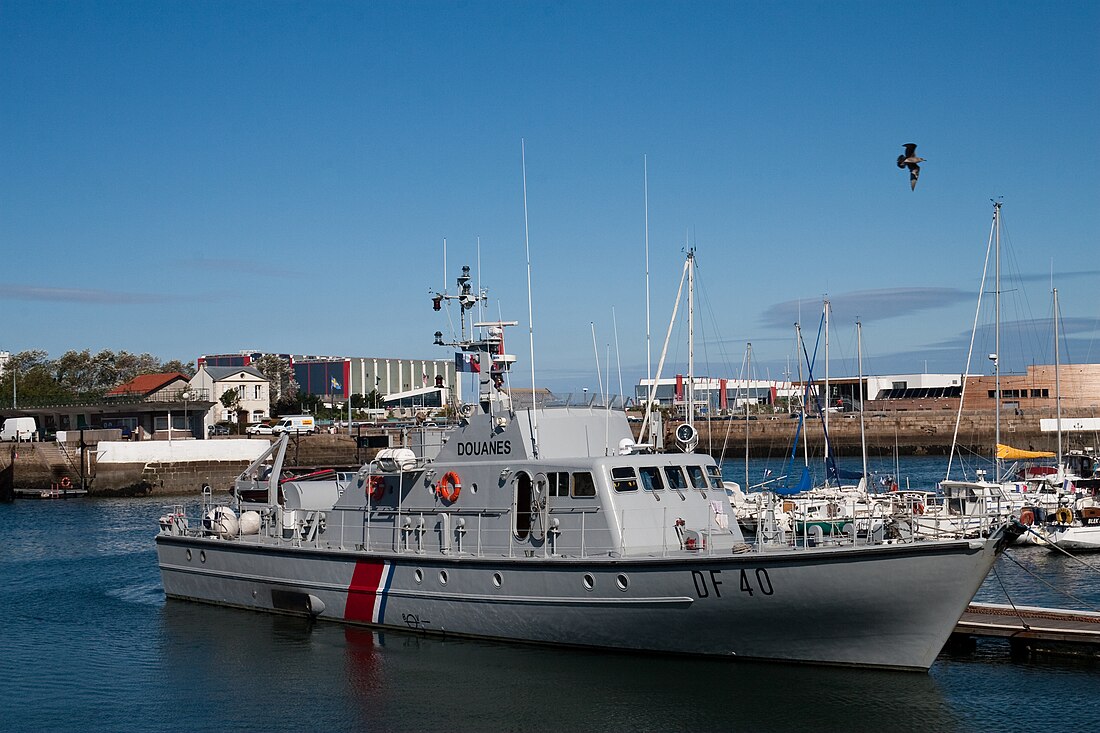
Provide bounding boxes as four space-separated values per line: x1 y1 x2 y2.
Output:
897 143 925 190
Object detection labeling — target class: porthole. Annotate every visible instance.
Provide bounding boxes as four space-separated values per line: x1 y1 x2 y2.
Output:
199 550 206 563
439 570 449 585
471 483 478 494
414 568 423 584
616 574 629 591
185 549 192 561
582 573 595 591
492 572 503 588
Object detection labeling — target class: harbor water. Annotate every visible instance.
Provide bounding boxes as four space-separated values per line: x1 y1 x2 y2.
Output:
3 456 1100 733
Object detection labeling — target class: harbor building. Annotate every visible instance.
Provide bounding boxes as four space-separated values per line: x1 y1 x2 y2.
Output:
636 363 1100 416
197 352 460 405
188 365 271 430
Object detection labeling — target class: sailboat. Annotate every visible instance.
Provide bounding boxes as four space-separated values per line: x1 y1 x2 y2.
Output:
909 202 1029 539
1034 287 1100 550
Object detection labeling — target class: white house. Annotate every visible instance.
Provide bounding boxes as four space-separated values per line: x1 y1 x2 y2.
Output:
189 365 271 430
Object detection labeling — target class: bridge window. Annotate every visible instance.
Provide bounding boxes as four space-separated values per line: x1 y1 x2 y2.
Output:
572 472 596 498
706 465 723 486
611 467 638 492
639 467 664 491
664 466 688 491
686 465 709 490
548 471 569 497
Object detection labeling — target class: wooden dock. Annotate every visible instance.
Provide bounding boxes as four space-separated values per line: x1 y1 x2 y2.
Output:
950 602 1100 659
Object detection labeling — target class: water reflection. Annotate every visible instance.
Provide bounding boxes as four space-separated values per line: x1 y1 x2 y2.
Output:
160 601 957 733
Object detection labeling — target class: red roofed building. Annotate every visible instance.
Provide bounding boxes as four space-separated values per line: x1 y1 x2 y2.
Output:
106 372 191 400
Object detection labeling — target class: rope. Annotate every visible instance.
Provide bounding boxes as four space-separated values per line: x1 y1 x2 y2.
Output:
990 564 1031 630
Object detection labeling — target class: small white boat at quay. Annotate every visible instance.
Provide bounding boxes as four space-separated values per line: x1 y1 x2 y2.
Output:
156 267 1020 671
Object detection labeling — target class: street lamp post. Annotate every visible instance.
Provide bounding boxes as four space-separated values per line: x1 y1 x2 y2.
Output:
181 390 192 438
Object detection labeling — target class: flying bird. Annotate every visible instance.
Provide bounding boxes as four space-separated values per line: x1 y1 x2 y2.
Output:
897 143 925 190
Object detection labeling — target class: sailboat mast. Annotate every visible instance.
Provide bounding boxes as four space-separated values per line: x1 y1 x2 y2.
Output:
644 156 653 420
687 247 695 428
745 342 752 492
858 320 868 488
993 201 1002 481
824 299 831 485
1054 287 1063 478
795 322 808 468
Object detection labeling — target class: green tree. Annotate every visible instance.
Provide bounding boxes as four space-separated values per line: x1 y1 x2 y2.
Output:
0 350 66 406
220 388 241 412
252 354 298 406
161 359 196 378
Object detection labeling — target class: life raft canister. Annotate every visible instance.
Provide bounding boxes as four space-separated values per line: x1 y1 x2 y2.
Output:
366 475 385 501
436 471 462 503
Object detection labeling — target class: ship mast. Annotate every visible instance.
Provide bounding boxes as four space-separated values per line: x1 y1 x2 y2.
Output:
432 265 517 417
993 201 1002 482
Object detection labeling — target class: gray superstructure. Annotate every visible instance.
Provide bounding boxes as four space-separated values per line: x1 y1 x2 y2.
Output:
157 268 1015 671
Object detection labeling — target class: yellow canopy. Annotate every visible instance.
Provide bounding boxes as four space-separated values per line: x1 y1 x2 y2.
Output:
996 443 1055 460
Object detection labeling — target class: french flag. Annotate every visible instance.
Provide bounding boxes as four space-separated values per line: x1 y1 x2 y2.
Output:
455 353 481 373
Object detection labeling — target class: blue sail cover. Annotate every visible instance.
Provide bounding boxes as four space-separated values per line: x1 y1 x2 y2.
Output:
775 466 813 496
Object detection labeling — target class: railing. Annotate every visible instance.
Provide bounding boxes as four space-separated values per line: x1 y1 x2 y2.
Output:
163 499 749 560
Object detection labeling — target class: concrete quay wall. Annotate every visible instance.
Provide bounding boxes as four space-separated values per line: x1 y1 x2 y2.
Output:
1 434 367 495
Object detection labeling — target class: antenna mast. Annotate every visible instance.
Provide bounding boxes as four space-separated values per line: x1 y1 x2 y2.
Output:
521 139 540 458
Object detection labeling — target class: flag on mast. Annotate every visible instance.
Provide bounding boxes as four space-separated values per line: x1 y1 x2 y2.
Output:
455 353 480 373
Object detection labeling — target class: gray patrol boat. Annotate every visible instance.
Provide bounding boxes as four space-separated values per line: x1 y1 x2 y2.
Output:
157 268 1016 671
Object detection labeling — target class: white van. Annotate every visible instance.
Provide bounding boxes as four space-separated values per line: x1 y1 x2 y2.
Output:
1 416 38 442
272 415 316 435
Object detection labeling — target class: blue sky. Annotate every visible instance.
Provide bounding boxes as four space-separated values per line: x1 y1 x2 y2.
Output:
2 1 1097 394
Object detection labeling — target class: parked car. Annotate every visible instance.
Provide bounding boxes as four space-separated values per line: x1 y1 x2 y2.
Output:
208 424 230 436
246 423 275 436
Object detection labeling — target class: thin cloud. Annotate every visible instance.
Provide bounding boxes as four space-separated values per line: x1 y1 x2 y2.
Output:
761 287 973 330
0 284 172 305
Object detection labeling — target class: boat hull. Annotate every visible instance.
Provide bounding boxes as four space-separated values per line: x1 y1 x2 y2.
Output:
157 535 999 671
1045 525 1100 552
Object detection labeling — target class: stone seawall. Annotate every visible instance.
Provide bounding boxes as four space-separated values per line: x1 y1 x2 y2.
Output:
681 408 1099 458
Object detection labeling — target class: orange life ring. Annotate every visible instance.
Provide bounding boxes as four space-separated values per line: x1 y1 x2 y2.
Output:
60 476 71 489
914 503 925 515
366 475 385 501
1019 508 1035 526
436 471 462 503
